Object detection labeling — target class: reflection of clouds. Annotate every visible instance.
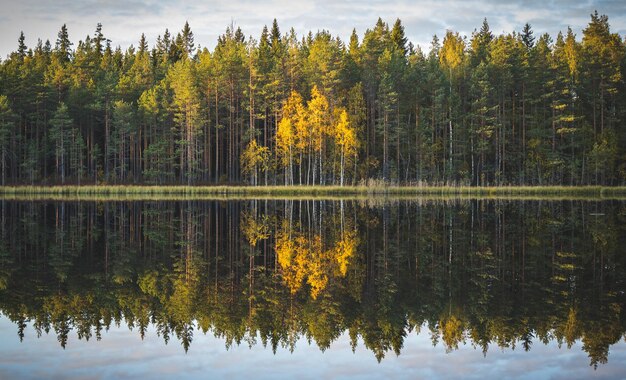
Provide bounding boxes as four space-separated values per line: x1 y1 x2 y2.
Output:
1 317 626 379
0 0 624 58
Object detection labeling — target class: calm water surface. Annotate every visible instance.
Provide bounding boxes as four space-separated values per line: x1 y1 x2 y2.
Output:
0 199 625 379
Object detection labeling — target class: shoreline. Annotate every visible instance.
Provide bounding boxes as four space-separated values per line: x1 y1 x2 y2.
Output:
0 185 625 200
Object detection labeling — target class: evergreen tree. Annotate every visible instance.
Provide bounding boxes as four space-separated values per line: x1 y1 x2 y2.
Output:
49 102 73 183
0 96 16 185
0 14 624 185
55 24 72 62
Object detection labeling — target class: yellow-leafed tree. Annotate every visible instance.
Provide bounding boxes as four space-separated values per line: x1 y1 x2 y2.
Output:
333 108 358 186
277 91 307 185
307 86 331 185
276 117 295 184
241 139 269 185
440 30 465 180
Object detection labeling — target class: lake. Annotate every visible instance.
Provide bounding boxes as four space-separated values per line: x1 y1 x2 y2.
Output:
0 198 625 379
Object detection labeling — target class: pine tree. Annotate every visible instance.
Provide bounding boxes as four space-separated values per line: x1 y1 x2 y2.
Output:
0 14 624 186
55 24 72 62
49 102 73 183
17 32 27 59
0 96 16 185
168 60 201 184
180 21 195 59
440 30 465 182
521 23 535 49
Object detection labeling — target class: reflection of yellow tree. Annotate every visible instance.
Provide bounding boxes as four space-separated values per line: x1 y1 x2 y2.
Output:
0 243 13 290
439 314 465 352
167 251 202 352
563 306 580 347
275 221 358 299
334 229 357 277
276 230 306 294
305 235 327 300
240 212 270 247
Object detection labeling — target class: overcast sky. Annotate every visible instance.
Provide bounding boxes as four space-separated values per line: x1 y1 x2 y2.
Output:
2 317 626 379
0 0 625 59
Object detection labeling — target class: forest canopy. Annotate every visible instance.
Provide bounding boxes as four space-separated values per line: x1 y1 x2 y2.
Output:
0 12 625 186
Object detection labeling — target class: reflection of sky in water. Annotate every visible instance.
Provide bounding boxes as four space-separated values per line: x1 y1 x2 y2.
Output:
1 317 624 379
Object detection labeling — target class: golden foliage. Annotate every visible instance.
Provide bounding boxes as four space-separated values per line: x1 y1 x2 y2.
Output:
440 30 465 71
334 108 357 157
439 315 465 352
240 212 270 247
307 85 330 151
240 139 270 175
276 117 294 165
275 229 306 294
334 229 358 276
275 221 357 299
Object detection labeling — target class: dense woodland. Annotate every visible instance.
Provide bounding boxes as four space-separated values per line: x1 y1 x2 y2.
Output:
1 12 625 186
0 200 624 366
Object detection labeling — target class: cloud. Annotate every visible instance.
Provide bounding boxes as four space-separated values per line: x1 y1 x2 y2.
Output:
1 317 626 379
0 0 624 58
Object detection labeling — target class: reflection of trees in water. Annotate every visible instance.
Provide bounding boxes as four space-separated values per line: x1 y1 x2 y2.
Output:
274 208 358 298
0 199 624 366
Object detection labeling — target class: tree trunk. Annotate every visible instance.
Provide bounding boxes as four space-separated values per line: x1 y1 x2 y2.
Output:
215 83 220 183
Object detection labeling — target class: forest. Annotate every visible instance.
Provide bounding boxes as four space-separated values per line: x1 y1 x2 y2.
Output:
0 199 624 366
0 12 625 186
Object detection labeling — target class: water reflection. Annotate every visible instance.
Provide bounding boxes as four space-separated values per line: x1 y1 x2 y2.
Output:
0 199 624 368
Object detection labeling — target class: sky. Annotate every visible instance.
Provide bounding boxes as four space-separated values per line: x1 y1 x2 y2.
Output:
0 0 625 59
2 317 626 379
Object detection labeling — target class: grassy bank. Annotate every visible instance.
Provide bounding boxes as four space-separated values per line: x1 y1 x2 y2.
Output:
0 185 625 200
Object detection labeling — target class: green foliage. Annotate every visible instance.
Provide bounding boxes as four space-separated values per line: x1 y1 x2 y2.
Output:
0 14 625 185
0 95 16 185
49 103 73 183
0 199 623 367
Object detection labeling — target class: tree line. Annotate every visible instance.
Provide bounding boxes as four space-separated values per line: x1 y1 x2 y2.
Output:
0 12 625 186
